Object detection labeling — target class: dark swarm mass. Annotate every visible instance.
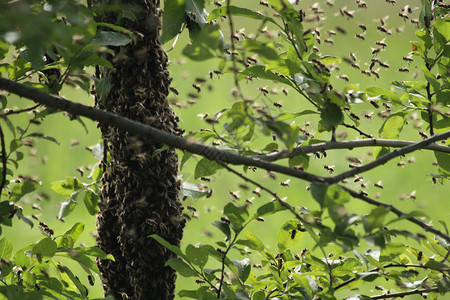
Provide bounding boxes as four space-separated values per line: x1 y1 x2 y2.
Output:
93 0 185 299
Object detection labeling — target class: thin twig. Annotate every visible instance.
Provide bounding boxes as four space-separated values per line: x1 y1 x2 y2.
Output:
0 104 40 117
329 130 450 183
371 288 439 299
0 124 6 201
342 122 374 138
342 186 450 242
254 138 450 162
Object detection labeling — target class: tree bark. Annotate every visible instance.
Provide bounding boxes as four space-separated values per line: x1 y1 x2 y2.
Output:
93 1 185 299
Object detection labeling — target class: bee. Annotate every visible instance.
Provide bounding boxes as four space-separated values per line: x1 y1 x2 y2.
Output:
324 165 335 173
377 26 392 35
398 67 410 72
252 189 261 197
407 190 416 199
361 69 371 76
349 163 360 168
370 100 380 108
411 19 419 27
351 62 360 69
188 11 197 19
327 30 336 36
374 181 384 188
340 8 354 18
256 216 265 222
206 189 213 198
419 131 428 139
324 38 334 44
386 0 395 4
372 47 382 55
349 52 357 61
359 190 368 196
336 26 347 34
417 251 423 261
282 88 289 96
258 86 269 94
371 69 380 78
364 112 374 119
408 157 416 163
192 84 201 92
280 179 291 187
200 177 210 182
229 191 240 200
356 0 367 8
398 12 409 20
247 56 258 64
326 0 334 7
402 56 413 62
259 1 269 7
273 102 282 108
339 74 349 81
350 112 360 120
186 206 197 212
214 1 222 6
358 23 367 31
169 87 179 95
375 285 384 291
291 229 297 239
361 183 368 188
379 61 390 68
397 161 406 167
376 39 387 47
356 33 365 40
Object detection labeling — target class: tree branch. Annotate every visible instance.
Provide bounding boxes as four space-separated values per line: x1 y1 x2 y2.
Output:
0 77 325 183
1 77 449 244
0 124 6 200
328 130 450 183
371 287 439 299
255 138 450 162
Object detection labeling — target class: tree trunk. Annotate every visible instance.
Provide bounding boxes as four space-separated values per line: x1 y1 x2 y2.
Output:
93 1 185 299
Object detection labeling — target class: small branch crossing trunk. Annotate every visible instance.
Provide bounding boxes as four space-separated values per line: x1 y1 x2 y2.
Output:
93 1 185 299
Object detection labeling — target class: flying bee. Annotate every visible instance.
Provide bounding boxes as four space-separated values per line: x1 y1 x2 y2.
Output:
273 102 282 108
291 229 297 239
398 67 409 72
376 39 387 47
402 56 413 62
419 131 428 139
349 52 357 61
386 0 395 4
247 56 258 64
336 26 347 34
359 190 368 196
280 179 291 187
351 62 360 69
324 165 335 173
354 175 364 182
364 112 374 119
370 100 380 109
229 191 240 200
356 33 365 40
398 12 409 20
358 23 367 31
169 87 179 95
411 19 419 27
252 189 261 197
356 0 367 8
188 11 197 19
256 217 265 222
326 0 334 7
407 190 416 199
214 1 222 6
258 86 269 94
200 177 210 182
397 161 406 167
371 69 380 78
327 30 336 36
192 84 201 92
259 1 269 7
372 47 382 55
377 26 392 35
361 183 368 188
324 38 334 44
340 8 354 18
339 74 349 81
379 61 390 68
350 112 360 120
282 88 289 95
361 69 371 76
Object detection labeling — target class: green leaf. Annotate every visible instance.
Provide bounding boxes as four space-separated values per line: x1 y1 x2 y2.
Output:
0 201 14 217
0 237 13 259
242 39 279 61
253 201 288 220
84 188 99 215
50 177 83 196
364 86 400 103
152 145 170 158
262 142 278 152
379 113 406 139
166 258 197 277
62 222 85 248
240 65 292 86
288 154 309 170
325 184 350 205
0 40 9 60
182 42 214 61
212 220 231 239
94 77 113 101
236 232 265 252
57 246 113 260
181 182 208 198
185 0 208 26
275 110 318 121
362 207 389 233
434 151 450 173
185 244 208 268
160 0 186 44
421 66 441 92
277 219 304 252
9 180 39 202
223 203 249 232
149 234 187 261
320 103 343 131
207 5 275 23
267 121 299 151
32 238 57 259
194 157 223 179
310 182 328 208
58 193 79 220
434 16 450 41
232 258 251 282
92 31 132 46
